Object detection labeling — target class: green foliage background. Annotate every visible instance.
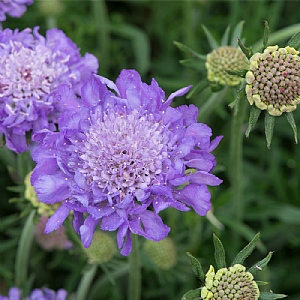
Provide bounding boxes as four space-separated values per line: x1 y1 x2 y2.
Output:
1 1 300 299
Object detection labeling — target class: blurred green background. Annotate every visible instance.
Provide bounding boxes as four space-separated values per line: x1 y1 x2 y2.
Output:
1 0 300 299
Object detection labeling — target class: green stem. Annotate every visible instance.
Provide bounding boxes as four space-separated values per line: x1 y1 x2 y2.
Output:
128 234 141 300
15 210 35 290
75 264 98 300
229 87 247 246
92 0 110 76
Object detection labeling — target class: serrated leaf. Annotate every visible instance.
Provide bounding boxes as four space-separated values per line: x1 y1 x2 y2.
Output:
221 25 231 46
265 113 275 148
231 232 260 266
186 252 205 283
213 234 226 269
259 292 287 299
174 41 207 61
202 25 219 50
285 112 298 144
263 20 270 50
287 31 300 50
238 38 253 59
247 251 273 275
231 20 245 47
246 106 261 137
187 79 210 99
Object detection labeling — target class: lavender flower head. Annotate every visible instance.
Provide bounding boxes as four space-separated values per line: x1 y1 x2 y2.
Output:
0 0 33 21
0 27 98 153
0 287 67 300
31 69 223 256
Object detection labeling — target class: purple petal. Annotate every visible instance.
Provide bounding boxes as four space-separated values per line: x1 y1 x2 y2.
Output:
73 211 84 234
161 85 192 110
44 205 71 233
189 171 223 186
81 76 101 106
95 74 120 96
101 212 124 231
176 184 211 216
80 215 99 248
208 135 223 152
119 229 132 256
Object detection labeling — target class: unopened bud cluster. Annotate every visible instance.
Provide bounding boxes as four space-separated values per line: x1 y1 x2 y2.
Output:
246 45 300 116
143 237 177 270
206 46 248 86
201 264 260 300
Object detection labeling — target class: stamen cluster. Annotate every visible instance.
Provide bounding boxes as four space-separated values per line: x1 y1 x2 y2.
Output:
246 45 300 116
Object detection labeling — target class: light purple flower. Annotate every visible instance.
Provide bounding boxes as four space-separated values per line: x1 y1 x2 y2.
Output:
0 0 33 21
0 287 67 300
31 69 223 256
0 27 98 153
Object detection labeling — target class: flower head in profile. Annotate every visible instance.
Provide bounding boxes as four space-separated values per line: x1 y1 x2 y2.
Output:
0 27 98 153
31 69 223 256
182 233 287 300
0 0 33 21
0 287 67 300
174 21 248 98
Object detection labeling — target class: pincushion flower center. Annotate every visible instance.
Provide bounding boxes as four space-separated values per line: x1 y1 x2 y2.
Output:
0 43 66 100
79 109 171 195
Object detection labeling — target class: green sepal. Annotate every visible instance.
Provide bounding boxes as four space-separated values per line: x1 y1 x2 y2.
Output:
181 288 201 300
187 79 210 99
226 69 248 78
265 113 275 148
285 112 298 144
238 38 253 59
231 232 260 266
221 25 231 46
231 20 245 47
247 251 273 275
256 281 269 286
213 234 226 269
246 107 261 137
286 31 300 50
259 292 287 299
174 41 207 61
202 24 219 50
262 20 270 50
186 252 205 283
179 58 206 71
210 82 224 93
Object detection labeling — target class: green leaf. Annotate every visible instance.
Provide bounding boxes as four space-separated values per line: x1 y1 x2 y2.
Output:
238 38 253 59
265 113 276 148
231 233 260 265
285 112 298 144
174 41 207 61
186 252 205 283
226 69 248 78
75 265 98 300
181 288 201 300
287 31 300 50
231 20 245 47
246 106 261 137
247 251 273 275
263 20 270 50
256 281 269 286
15 211 35 289
187 79 210 99
221 25 231 46
259 292 287 299
213 234 226 269
202 24 219 50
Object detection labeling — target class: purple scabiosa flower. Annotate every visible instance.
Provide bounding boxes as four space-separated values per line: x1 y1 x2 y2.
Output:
31 69 223 256
0 27 98 153
0 0 33 22
0 287 67 300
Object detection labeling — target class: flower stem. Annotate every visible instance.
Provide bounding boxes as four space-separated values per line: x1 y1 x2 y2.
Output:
229 87 247 248
75 264 98 300
128 234 141 300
